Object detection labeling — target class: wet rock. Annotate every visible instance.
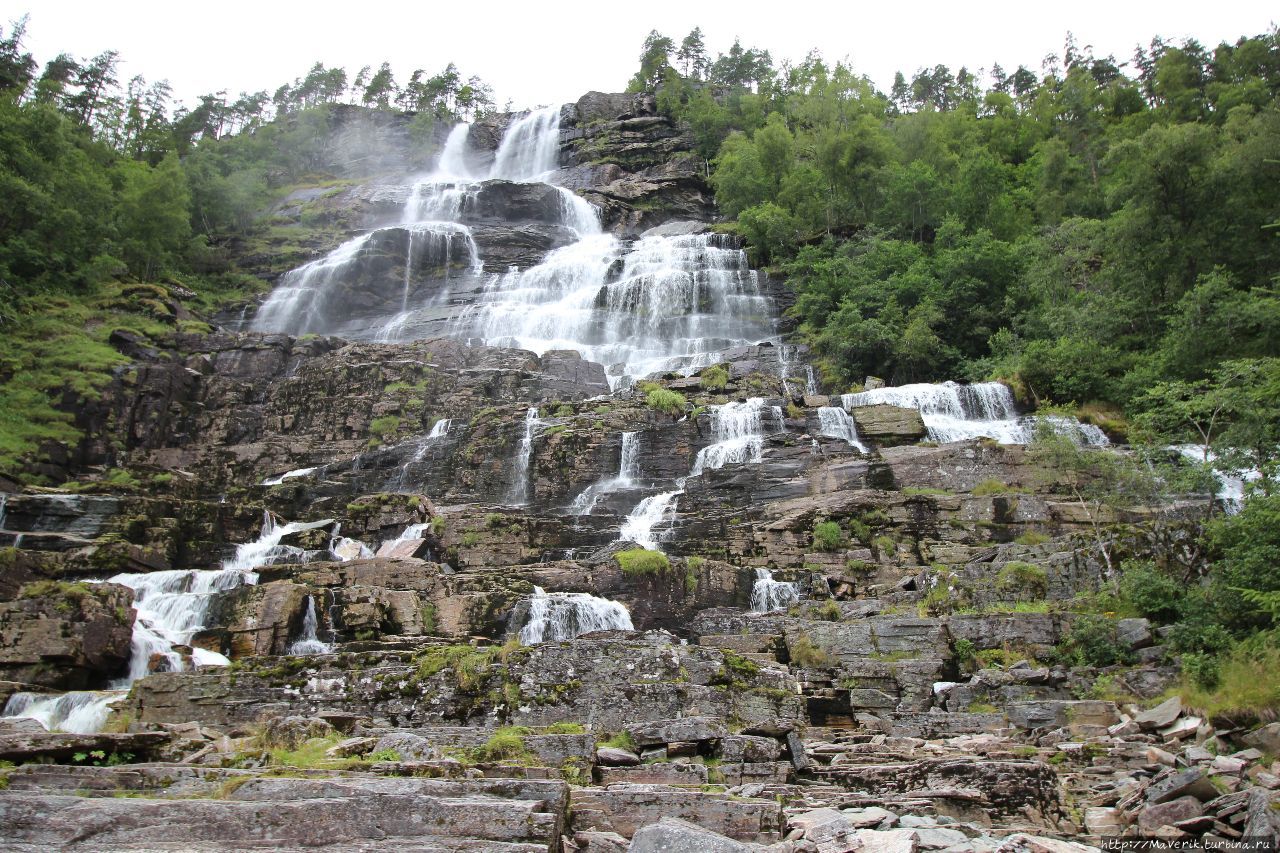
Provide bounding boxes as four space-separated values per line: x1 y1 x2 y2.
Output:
850 405 927 444
0 582 134 689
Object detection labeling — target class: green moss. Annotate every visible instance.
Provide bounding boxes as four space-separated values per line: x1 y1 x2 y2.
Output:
640 383 687 416
614 548 670 576
788 633 834 669
544 722 585 734
474 726 534 762
460 532 480 547
996 561 1049 599
1015 530 1051 546
598 731 636 751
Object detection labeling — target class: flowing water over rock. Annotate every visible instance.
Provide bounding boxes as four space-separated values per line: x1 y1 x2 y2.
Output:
251 105 779 388
842 381 1109 446
289 596 334 655
513 585 634 644
570 431 640 515
817 406 866 452
509 407 543 505
751 568 799 613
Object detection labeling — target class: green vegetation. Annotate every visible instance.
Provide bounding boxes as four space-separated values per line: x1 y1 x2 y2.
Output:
902 486 951 496
788 633 834 668
1015 531 1051 546
614 548 670 576
699 364 729 390
544 722 586 734
995 561 1049 599
598 730 637 751
811 520 844 551
639 382 687 416
474 726 534 762
1056 614 1135 668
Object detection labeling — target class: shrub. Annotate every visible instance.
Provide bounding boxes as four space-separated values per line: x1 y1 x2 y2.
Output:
953 638 977 670
1058 615 1135 668
460 532 480 547
996 561 1049 599
812 520 844 552
598 730 636 751
1180 632 1280 718
789 633 833 669
614 548 670 576
475 726 533 762
699 365 729 391
643 385 687 416
545 722 585 734
814 599 842 621
368 415 401 443
1117 561 1187 624
1015 531 1051 546
971 478 1012 496
847 518 871 544
1166 620 1233 655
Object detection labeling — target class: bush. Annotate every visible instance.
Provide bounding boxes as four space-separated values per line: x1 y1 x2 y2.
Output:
1058 615 1135 668
1117 561 1188 624
1207 495 1280 633
1015 531 1051 546
475 726 533 762
996 561 1049 599
1180 632 1280 718
812 520 844 552
614 548 670 576
1166 620 1234 655
699 365 729 391
972 478 1013 496
642 384 687 416
544 722 585 734
1181 653 1221 691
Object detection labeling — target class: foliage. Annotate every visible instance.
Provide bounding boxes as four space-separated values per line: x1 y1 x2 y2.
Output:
788 633 834 668
614 548 670 576
474 726 534 762
1116 560 1188 624
544 722 585 734
1057 615 1135 668
995 561 1049 599
641 384 687 416
1206 495 1280 633
598 730 636 751
811 520 844 552
699 364 729 391
1180 632 1280 718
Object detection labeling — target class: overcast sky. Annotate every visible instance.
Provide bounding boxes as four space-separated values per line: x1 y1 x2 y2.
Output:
6 1 1277 112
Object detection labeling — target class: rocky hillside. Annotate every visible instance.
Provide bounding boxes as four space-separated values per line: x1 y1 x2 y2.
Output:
0 92 1276 853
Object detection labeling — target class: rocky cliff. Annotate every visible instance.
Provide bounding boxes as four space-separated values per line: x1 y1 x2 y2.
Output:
0 93 1275 852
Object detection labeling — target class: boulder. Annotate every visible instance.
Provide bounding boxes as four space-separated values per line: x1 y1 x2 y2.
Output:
628 716 728 746
596 746 641 766
1134 695 1182 731
850 405 927 444
1242 722 1280 755
854 828 920 853
1138 796 1204 833
1147 768 1219 804
628 816 752 853
0 582 134 689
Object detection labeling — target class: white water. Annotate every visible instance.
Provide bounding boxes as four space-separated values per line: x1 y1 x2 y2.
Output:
1173 444 1259 514
508 407 542 505
289 595 333 655
261 467 317 486
1 691 122 734
841 381 1109 446
517 585 633 644
252 105 779 387
691 399 770 476
570 431 640 515
388 418 453 491
621 399 777 549
817 406 867 452
751 568 799 613
2 511 354 732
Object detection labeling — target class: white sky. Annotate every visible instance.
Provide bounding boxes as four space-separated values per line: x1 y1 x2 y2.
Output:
6 1 1277 112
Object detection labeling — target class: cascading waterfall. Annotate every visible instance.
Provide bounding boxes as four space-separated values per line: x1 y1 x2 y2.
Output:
508 408 542 505
690 399 770 475
387 417 453 491
250 104 780 387
621 399 777 549
817 406 867 452
751 568 799 613
1173 445 1258 514
841 381 1109 446
289 596 333 655
261 467 317 486
569 431 640 515
515 585 633 644
2 511 351 733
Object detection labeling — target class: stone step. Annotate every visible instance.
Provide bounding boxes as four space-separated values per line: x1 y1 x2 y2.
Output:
570 785 784 841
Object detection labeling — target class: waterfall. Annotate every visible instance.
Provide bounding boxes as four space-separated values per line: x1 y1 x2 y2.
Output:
1 691 121 735
751 568 799 613
436 122 476 179
289 596 333 655
842 381 1109 446
621 399 775 550
508 408 542 505
619 488 683 550
691 399 769 476
818 406 867 452
490 106 562 181
805 366 818 396
388 417 453 491
261 467 317 486
516 585 633 644
569 431 640 515
1173 444 1258 514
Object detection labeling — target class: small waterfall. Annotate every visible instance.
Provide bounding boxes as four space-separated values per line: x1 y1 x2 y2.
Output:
490 105 562 181
751 568 799 613
388 417 452 491
508 408 542 505
818 406 867 452
261 467 317 486
1173 444 1257 514
436 122 476 179
329 522 372 562
842 381 1109 446
515 585 633 644
569 431 640 515
619 488 683 550
289 596 333 655
1 691 121 735
691 399 769 476
805 366 818 396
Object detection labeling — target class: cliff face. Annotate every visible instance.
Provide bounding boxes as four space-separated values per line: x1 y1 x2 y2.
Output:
0 94 1274 851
